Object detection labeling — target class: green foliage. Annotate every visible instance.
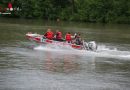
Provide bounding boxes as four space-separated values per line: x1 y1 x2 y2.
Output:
0 0 130 23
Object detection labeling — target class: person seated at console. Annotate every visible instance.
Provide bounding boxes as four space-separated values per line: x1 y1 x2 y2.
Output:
74 33 83 45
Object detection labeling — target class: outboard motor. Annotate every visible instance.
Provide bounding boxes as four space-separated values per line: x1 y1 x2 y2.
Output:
83 41 97 51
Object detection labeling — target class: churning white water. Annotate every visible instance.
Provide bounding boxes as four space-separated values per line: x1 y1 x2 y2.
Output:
34 43 130 60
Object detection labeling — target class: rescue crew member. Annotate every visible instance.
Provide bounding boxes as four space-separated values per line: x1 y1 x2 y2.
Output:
55 30 63 41
8 2 13 11
65 32 72 43
44 28 54 40
75 33 82 45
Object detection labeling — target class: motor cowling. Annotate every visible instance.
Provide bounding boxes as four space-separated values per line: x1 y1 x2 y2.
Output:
84 41 97 51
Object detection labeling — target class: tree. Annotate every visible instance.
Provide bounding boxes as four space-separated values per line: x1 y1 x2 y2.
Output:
0 0 130 23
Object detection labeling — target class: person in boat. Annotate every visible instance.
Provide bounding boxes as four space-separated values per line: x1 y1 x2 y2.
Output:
44 28 54 40
54 30 64 41
74 33 83 45
8 2 13 11
65 32 72 43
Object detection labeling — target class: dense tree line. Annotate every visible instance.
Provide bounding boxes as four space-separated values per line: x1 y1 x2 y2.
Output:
0 0 130 24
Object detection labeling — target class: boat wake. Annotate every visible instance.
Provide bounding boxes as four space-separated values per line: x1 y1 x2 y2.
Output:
33 44 130 60
95 45 130 60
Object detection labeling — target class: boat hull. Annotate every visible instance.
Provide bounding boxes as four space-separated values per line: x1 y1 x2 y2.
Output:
26 33 83 50
26 33 97 51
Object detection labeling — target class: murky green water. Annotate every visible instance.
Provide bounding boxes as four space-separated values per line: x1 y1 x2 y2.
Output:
0 18 130 90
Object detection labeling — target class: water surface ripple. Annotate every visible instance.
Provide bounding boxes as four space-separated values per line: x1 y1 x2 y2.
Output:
0 18 130 90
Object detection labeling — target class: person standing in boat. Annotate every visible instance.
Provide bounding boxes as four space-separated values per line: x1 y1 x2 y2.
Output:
65 32 72 43
55 30 63 41
44 28 54 40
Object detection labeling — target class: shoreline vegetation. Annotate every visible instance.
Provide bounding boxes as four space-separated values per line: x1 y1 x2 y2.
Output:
0 0 130 24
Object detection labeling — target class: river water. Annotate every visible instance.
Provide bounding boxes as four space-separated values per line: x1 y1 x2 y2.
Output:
0 18 130 90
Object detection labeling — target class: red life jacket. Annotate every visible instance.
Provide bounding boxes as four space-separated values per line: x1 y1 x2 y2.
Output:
56 32 62 39
46 31 54 39
8 3 12 9
65 34 71 41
